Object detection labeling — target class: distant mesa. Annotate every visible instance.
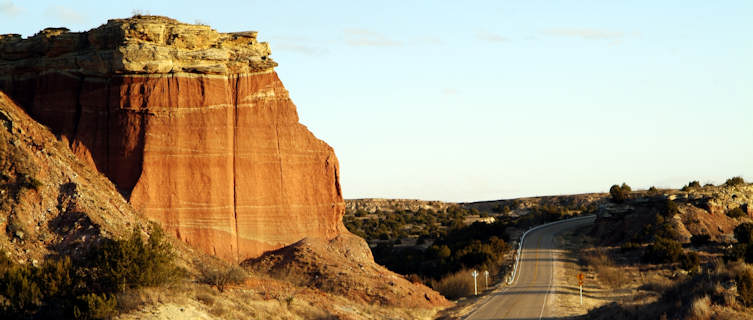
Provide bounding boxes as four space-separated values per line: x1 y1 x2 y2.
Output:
0 15 345 263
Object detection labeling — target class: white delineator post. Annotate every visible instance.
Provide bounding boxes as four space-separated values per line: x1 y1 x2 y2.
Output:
472 270 479 295
484 270 489 288
578 273 584 305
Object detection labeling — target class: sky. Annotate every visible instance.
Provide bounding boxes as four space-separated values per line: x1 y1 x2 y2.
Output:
1 1 752 202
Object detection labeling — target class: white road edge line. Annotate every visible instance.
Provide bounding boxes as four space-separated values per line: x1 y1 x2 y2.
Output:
465 215 595 320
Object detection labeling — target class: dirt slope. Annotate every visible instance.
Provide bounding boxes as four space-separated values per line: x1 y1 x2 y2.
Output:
0 91 150 263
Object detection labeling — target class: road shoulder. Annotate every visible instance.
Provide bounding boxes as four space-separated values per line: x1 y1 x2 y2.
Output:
551 226 656 318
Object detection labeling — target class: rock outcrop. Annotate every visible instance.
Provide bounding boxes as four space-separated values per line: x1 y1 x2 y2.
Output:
0 16 345 262
590 184 753 244
345 198 458 213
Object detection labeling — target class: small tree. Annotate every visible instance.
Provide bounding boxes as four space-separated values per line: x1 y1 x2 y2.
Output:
725 176 746 186
727 207 747 219
690 234 711 247
199 266 248 292
679 251 700 272
681 180 701 191
664 200 680 217
610 185 627 203
644 237 683 263
91 226 181 292
436 245 452 259
734 223 753 245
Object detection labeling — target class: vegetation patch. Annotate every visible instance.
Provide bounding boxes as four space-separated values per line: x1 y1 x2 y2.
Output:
345 202 584 299
609 183 632 203
199 265 248 292
0 224 182 319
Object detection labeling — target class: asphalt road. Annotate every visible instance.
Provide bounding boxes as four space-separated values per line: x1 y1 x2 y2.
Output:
466 216 596 320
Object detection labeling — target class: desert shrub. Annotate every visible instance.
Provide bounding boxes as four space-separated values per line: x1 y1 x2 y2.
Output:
0 262 44 316
724 243 748 262
199 265 248 292
620 241 641 252
16 174 43 191
734 223 753 245
0 255 78 317
680 251 700 272
430 245 451 259
353 209 367 217
725 176 746 186
90 225 181 292
727 207 747 219
36 256 76 298
682 181 701 191
737 269 753 307
663 200 680 217
644 237 683 263
492 204 511 214
651 214 680 241
73 293 117 320
454 239 503 267
735 245 753 264
430 270 474 299
690 234 711 247
0 225 179 318
609 184 629 203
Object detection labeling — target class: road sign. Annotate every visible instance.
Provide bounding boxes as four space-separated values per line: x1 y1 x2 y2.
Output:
471 270 479 295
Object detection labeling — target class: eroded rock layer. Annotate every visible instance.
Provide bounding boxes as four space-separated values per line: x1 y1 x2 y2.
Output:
0 16 345 262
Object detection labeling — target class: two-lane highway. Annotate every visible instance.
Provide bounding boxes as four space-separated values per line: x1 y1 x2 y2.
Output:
467 216 596 320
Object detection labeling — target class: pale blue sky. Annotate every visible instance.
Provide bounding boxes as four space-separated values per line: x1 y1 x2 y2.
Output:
2 1 751 201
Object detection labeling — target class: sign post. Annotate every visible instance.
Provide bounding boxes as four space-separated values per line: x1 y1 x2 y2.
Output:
484 270 489 289
578 273 584 305
471 270 479 295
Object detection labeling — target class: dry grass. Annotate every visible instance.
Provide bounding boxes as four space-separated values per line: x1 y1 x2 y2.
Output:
581 248 629 288
689 295 711 320
430 269 475 300
638 271 673 294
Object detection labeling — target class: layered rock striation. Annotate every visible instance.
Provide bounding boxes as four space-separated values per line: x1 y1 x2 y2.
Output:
0 16 345 262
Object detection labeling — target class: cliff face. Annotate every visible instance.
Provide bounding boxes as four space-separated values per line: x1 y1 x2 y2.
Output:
0 16 346 262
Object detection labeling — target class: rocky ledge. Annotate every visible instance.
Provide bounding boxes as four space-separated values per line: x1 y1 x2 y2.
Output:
0 15 276 76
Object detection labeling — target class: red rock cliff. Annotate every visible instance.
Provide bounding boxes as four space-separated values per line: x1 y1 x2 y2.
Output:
0 16 346 262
